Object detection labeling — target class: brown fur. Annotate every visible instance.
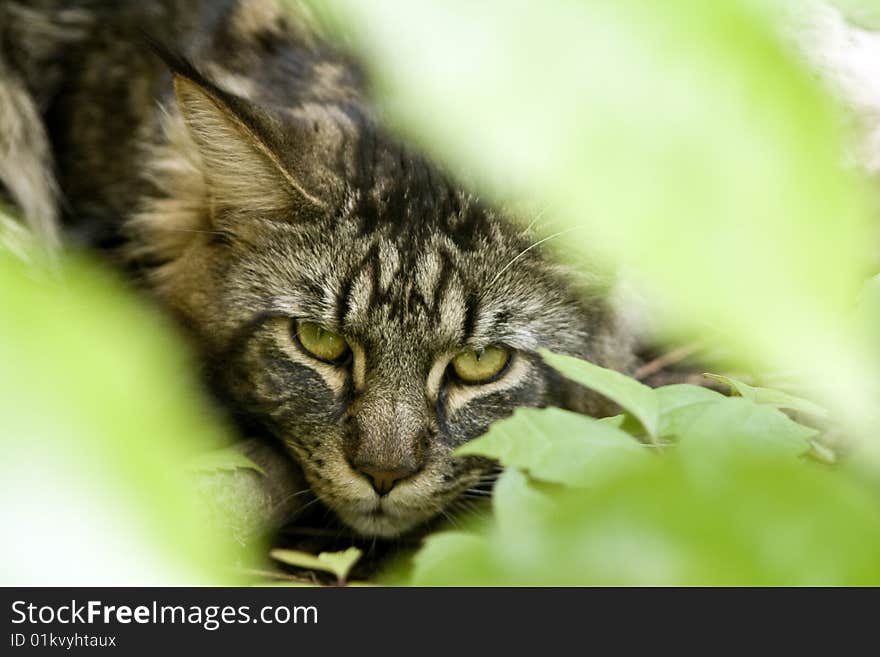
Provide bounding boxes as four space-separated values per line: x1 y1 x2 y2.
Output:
0 0 632 537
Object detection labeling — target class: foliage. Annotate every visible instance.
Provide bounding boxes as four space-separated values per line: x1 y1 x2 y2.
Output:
271 547 362 584
412 455 880 586
702 374 828 418
4 0 880 586
0 240 252 585
832 0 880 29
456 408 649 488
410 355 880 585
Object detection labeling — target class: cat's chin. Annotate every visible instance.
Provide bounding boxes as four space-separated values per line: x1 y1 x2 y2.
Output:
336 506 427 538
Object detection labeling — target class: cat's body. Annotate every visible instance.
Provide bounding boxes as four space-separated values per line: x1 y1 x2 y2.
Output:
0 0 631 537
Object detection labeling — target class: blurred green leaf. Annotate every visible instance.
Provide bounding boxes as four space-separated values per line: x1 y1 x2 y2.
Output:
455 407 648 487
540 350 660 438
492 468 556 537
831 0 880 30
410 532 497 586
597 414 626 428
0 250 247 585
489 469 562 571
413 452 880 586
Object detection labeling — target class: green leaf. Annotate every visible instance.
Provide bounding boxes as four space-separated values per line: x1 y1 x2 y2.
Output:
315 548 362 581
0 250 247 585
492 468 555 537
655 384 726 438
656 383 726 411
667 396 816 458
540 350 660 438
410 452 880 585
540 454 880 585
455 407 648 487
703 373 828 417
188 445 266 476
597 414 626 428
489 469 560 568
270 547 362 582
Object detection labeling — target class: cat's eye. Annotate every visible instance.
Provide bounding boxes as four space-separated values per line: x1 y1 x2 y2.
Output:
294 320 350 363
450 346 510 384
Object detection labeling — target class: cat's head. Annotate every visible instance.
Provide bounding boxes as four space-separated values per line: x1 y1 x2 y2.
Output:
130 63 631 537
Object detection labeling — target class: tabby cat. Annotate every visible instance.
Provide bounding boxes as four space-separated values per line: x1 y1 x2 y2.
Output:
0 0 631 537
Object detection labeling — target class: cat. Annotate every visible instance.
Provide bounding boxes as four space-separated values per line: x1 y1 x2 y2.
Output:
0 0 632 537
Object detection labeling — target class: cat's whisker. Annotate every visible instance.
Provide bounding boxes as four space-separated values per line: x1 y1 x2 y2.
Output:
476 469 502 478
293 497 323 516
151 227 228 235
320 505 334 524
462 488 494 497
463 499 489 514
282 488 315 500
518 208 548 237
489 227 577 286
276 488 316 509
439 509 459 528
449 498 490 520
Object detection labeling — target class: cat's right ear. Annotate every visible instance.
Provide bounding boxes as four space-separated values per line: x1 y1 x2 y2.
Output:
171 68 330 216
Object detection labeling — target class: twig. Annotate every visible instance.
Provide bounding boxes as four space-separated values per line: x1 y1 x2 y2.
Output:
634 342 704 381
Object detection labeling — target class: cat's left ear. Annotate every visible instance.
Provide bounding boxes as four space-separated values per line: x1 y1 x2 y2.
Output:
172 70 331 216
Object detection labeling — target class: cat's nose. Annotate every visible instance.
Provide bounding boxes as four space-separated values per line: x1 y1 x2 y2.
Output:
355 464 417 495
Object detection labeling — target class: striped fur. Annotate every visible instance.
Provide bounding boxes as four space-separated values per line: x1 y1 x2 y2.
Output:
2 0 629 536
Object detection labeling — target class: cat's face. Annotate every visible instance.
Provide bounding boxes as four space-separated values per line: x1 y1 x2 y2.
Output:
131 68 626 537
202 208 609 536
